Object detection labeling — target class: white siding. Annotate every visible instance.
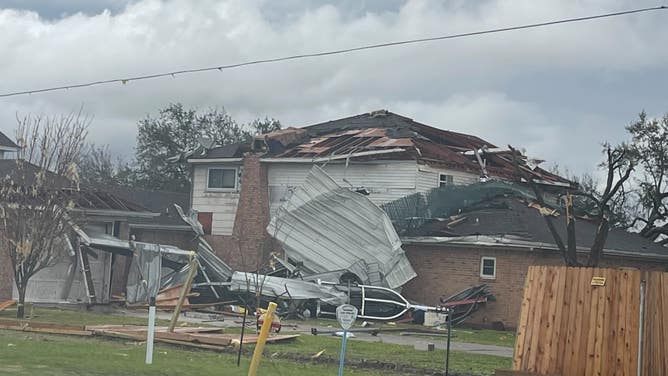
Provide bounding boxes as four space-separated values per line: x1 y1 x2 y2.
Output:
268 161 418 215
12 252 112 303
415 164 479 192
191 164 241 235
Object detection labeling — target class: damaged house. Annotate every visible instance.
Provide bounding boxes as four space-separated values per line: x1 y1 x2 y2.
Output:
186 109 571 273
0 158 198 304
186 110 667 328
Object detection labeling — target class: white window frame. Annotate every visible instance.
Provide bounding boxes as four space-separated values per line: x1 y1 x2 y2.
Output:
206 167 238 191
438 173 454 187
480 256 496 279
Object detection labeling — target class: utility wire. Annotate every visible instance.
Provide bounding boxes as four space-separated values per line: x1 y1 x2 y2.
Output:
0 5 665 98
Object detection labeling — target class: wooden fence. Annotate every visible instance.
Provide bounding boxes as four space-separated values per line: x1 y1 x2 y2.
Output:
641 271 668 375
511 265 665 376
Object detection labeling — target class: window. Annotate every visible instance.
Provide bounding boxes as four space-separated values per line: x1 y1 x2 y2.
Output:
480 257 496 279
207 168 237 190
439 173 454 187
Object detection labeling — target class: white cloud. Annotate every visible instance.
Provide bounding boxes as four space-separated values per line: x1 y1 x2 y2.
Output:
0 0 667 172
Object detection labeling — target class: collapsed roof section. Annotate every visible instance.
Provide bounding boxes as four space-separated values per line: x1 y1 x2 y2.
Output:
267 165 417 289
248 110 573 188
384 182 668 260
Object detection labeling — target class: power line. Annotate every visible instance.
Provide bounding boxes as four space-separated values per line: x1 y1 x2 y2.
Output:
0 5 665 98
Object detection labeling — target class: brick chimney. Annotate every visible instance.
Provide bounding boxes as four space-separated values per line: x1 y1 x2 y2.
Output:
230 153 273 270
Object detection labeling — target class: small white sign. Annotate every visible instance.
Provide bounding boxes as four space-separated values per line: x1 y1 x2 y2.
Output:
336 304 358 331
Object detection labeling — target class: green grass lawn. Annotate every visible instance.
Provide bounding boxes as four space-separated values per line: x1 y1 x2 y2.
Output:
0 306 512 375
0 330 385 376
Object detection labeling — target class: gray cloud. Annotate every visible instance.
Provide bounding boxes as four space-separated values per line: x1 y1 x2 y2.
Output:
0 0 667 176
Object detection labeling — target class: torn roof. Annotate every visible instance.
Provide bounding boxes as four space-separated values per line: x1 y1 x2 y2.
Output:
405 195 668 258
187 142 250 160
267 165 417 289
0 160 154 214
185 110 572 187
0 131 19 150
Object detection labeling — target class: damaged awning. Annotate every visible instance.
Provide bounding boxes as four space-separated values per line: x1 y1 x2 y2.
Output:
267 166 416 289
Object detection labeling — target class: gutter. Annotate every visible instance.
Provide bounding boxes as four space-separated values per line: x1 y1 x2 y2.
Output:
186 158 243 163
402 235 668 261
69 208 160 219
129 223 193 231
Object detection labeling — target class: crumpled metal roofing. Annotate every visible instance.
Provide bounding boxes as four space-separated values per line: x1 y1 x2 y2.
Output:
228 272 348 306
267 165 416 289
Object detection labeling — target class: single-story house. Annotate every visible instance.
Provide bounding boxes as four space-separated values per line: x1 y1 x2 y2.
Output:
0 159 195 304
398 195 668 329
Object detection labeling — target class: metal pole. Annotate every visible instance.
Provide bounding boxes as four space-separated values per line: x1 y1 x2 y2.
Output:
237 303 248 367
338 329 348 376
145 296 156 365
445 307 452 376
248 302 277 376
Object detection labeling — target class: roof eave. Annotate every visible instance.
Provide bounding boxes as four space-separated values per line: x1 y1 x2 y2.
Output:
402 235 668 261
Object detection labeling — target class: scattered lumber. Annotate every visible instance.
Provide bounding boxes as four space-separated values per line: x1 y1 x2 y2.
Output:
0 300 16 311
0 319 299 350
0 319 91 336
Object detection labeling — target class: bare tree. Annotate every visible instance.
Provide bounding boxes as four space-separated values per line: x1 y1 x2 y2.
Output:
0 110 89 318
509 143 635 267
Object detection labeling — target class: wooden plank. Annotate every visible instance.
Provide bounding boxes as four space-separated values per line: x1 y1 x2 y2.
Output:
661 273 668 375
627 270 641 376
521 266 543 371
544 266 566 374
567 267 591 376
615 271 629 376
0 319 86 331
0 300 16 311
601 269 619 376
512 266 536 370
536 266 558 374
581 267 597 376
0 324 92 336
662 273 668 375
592 267 608 376
526 265 548 372
561 267 581 376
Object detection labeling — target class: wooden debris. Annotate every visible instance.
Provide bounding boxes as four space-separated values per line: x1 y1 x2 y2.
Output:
0 300 16 311
0 319 298 350
0 319 91 336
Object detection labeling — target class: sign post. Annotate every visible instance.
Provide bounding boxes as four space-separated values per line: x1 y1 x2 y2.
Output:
336 304 358 376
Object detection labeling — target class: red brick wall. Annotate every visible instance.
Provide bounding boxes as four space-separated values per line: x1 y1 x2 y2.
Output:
204 154 274 271
403 245 668 330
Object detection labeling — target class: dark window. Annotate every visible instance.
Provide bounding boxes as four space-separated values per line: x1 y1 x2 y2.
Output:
208 168 236 189
439 173 454 187
198 212 213 235
480 257 496 279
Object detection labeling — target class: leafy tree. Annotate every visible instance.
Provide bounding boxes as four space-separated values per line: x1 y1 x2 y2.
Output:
133 103 280 192
78 144 136 187
627 112 668 244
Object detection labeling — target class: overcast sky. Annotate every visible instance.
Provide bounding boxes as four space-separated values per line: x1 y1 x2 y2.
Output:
1 0 667 177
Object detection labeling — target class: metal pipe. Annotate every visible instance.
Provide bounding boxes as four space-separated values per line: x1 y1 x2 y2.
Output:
248 302 277 376
237 303 248 367
145 297 156 365
338 329 349 376
445 307 452 376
